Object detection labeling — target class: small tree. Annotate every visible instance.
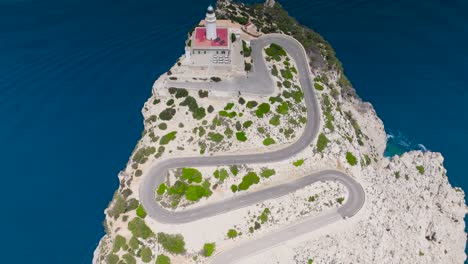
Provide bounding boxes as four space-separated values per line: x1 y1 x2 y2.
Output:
231 33 236 43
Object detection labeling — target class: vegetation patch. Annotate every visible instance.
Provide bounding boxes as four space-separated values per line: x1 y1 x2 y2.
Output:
276 102 289 114
236 131 247 142
181 168 202 183
293 159 304 166
269 115 281 126
238 172 260 191
203 243 216 257
260 168 276 178
346 152 358 166
159 108 176 121
136 204 147 218
159 131 177 145
265 43 286 61
207 132 224 143
316 133 329 152
416 165 425 175
314 83 324 91
263 137 276 146
157 232 186 254
255 103 271 118
128 217 153 239
214 168 229 182
156 255 171 264
227 229 238 239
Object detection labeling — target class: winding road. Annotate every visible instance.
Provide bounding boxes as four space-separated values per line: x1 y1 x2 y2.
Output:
139 34 365 263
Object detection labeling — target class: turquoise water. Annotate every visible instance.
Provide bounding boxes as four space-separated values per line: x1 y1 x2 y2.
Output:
0 0 466 263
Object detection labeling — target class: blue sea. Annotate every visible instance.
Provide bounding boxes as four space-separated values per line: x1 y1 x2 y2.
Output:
0 0 467 263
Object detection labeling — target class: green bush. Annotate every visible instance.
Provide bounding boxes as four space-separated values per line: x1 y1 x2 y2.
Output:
155 255 171 264
157 233 186 254
106 254 119 264
180 168 202 184
214 168 229 182
168 181 187 196
210 77 221 82
336 197 345 204
244 62 252 71
314 83 324 91
174 88 188 98
243 120 253 128
293 159 304 167
416 165 425 174
158 123 167 130
159 108 176 121
242 40 252 57
185 185 210 201
112 235 127 253
160 131 177 145
230 184 238 193
230 165 239 176
280 69 293 80
255 103 270 118
276 102 289 114
236 132 247 142
227 229 238 238
316 133 329 152
198 90 209 98
136 204 147 218
231 33 237 42
282 80 291 88
203 243 216 257
260 168 276 178
265 43 286 61
157 183 167 195
246 100 258 108
108 194 126 219
238 172 260 190
207 132 224 143
271 65 278 76
139 247 152 263
258 208 270 224
346 152 357 166
180 96 206 120
122 253 136 264
126 198 139 212
219 110 237 118
269 115 281 126
128 218 153 239
263 137 276 146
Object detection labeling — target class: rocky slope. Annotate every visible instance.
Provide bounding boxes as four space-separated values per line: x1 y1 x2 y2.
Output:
93 1 467 263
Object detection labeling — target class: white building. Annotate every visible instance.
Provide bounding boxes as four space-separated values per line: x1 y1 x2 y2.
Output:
186 5 233 67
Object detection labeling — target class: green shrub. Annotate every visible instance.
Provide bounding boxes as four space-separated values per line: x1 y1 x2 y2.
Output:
181 168 202 183
155 255 171 264
242 40 252 57
255 103 270 118
244 62 252 71
230 185 238 192
174 88 188 98
316 133 329 152
336 197 345 204
346 152 357 166
260 168 276 178
210 77 221 82
126 198 139 212
207 132 224 143
236 132 247 142
282 80 291 88
198 90 209 98
157 233 186 254
416 165 425 174
246 101 258 109
158 123 167 130
219 110 237 118
185 185 211 201
263 137 276 146
168 181 187 196
128 218 153 239
106 254 119 264
276 102 289 114
271 65 278 76
293 159 304 167
258 208 270 224
203 243 216 257
238 172 260 190
280 69 293 79
139 247 152 263
108 194 126 219
159 131 177 145
269 115 281 126
157 183 167 195
314 83 324 91
230 165 239 176
243 121 253 128
159 108 176 121
214 169 229 182
136 204 147 218
265 43 286 60
227 229 238 238
231 33 237 42
112 235 127 253
122 253 136 264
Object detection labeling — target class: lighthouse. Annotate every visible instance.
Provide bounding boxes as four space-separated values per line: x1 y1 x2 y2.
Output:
205 5 217 40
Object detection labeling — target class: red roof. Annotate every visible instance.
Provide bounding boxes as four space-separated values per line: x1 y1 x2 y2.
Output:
193 27 229 48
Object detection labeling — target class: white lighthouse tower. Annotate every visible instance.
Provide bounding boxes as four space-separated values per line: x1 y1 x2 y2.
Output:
205 5 217 40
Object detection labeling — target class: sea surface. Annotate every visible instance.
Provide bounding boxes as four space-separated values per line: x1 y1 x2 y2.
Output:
0 0 467 263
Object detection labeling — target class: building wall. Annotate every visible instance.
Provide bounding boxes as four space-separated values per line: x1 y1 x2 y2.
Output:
190 48 231 66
